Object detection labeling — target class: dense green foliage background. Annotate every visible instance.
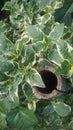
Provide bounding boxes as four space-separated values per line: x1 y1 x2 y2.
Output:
0 0 73 130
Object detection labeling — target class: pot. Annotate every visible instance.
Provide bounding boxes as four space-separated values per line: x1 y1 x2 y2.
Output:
32 66 66 99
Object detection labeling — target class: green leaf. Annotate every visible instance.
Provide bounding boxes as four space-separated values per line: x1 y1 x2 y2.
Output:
37 58 53 68
7 107 38 129
26 68 45 88
0 101 7 114
3 1 15 11
0 61 9 73
56 40 73 59
0 112 7 129
52 102 71 117
37 13 51 29
4 95 17 111
4 76 21 110
69 120 73 129
0 55 7 61
10 15 21 29
0 84 9 100
42 104 54 116
4 90 19 110
0 21 10 34
0 72 9 82
24 45 35 65
27 25 43 42
0 61 15 73
52 119 62 130
49 23 64 41
38 0 57 10
23 82 33 98
0 34 14 53
55 60 71 75
48 49 63 65
32 41 45 53
38 0 50 10
54 0 73 26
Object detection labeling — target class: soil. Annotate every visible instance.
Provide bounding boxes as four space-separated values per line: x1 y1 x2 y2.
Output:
0 10 10 23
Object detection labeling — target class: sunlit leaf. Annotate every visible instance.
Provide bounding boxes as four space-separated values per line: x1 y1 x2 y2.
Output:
38 0 50 10
28 101 36 112
26 68 45 88
48 49 63 65
56 39 73 59
49 23 64 41
69 66 73 75
27 25 43 42
52 102 71 117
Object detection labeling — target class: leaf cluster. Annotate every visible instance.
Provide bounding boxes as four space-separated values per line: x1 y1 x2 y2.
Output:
0 0 73 130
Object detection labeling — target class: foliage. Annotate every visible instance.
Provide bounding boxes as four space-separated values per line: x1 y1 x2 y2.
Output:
0 0 73 130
